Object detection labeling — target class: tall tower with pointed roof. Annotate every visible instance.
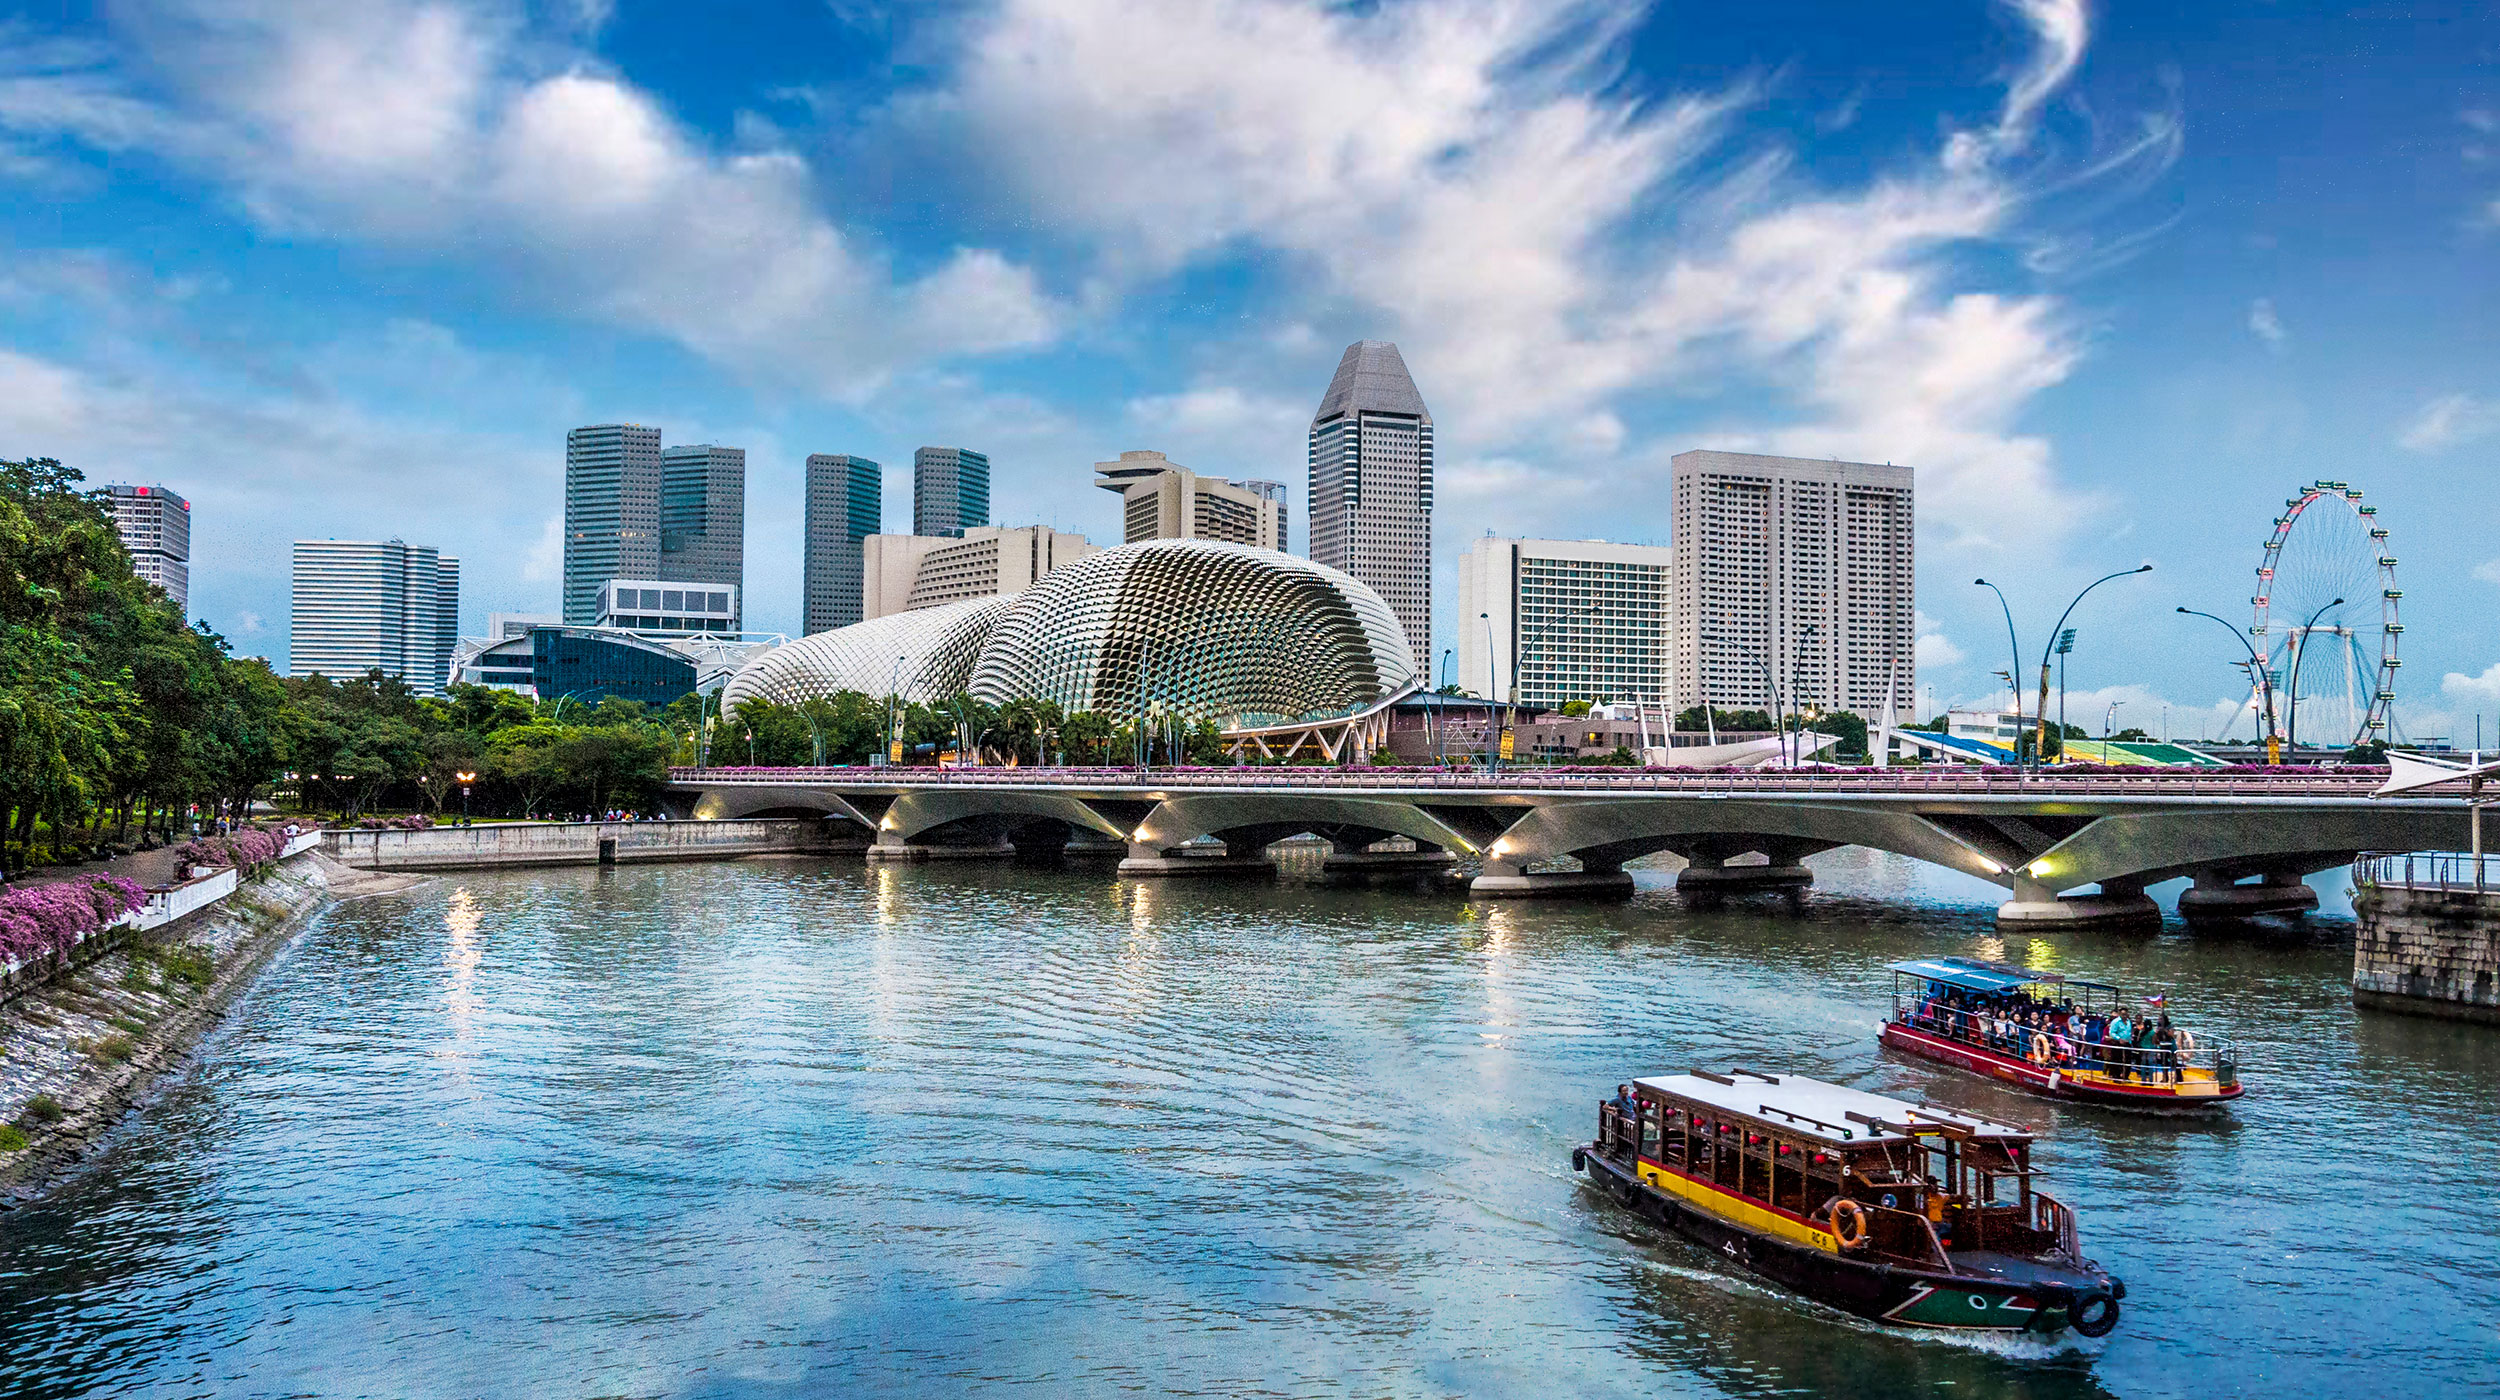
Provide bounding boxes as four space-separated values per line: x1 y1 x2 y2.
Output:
1308 340 1432 668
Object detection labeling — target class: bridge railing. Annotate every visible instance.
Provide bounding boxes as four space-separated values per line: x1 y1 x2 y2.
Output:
2356 851 2500 892
669 764 2394 798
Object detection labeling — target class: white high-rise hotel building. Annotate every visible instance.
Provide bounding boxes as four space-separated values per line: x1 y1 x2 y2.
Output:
1308 340 1432 667
290 540 461 695
1669 450 1914 723
1460 452 1914 724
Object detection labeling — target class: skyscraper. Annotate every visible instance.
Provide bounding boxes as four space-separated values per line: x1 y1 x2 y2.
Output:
1669 449 1915 723
290 540 461 694
1308 340 1432 664
913 446 990 538
659 443 745 629
804 454 882 634
1092 450 1284 550
104 483 191 616
564 424 662 624
1457 537 1675 708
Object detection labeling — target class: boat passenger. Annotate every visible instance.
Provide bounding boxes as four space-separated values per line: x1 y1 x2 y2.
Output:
2139 1017 2167 1084
1610 1084 1638 1118
2106 1012 2134 1080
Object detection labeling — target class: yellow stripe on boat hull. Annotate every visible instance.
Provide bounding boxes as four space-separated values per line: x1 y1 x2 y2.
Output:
1637 1160 1841 1253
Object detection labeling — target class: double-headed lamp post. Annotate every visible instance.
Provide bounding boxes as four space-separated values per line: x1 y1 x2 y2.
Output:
456 771 475 825
2029 565 2153 767
1974 579 2025 760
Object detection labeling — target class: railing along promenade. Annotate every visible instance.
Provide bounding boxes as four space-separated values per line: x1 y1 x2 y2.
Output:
669 764 2390 798
666 762 2460 926
2355 850 2500 893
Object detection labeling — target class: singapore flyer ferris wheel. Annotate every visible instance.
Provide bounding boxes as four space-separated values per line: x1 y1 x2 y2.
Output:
2252 480 2400 749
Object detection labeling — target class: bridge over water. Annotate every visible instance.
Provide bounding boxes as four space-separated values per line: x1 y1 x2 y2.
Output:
665 766 2469 928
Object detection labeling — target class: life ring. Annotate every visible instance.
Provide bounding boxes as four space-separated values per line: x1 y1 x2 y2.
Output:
1828 1199 1869 1249
2070 1292 2120 1337
2028 1032 2050 1064
2175 1028 2196 1052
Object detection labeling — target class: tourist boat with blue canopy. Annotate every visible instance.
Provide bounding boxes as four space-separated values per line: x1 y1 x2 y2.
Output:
1880 957 2242 1109
1574 1069 2125 1336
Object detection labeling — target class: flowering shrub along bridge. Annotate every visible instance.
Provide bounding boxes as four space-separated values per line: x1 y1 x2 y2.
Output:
666 765 2474 928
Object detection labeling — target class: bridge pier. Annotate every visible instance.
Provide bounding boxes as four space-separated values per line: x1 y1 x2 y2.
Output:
865 832 1016 862
1675 854 1814 897
1321 838 1457 875
1995 876 2161 930
2178 870 2319 923
1469 855 1635 900
1118 840 1276 877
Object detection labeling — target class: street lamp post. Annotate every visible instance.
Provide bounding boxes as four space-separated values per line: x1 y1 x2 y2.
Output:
2284 597 2345 762
2177 606 2278 761
1974 579 2025 761
2028 565 2154 768
456 771 475 825
1481 611 1502 773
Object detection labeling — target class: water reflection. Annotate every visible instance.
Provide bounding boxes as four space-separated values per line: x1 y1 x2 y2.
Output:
0 852 2484 1399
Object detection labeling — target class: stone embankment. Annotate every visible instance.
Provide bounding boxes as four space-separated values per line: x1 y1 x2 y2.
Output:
324 818 852 871
2353 861 2500 1025
0 849 418 1204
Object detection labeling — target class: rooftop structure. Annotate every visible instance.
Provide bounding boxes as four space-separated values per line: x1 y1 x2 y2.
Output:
593 579 738 634
1093 450 1285 550
861 525 1096 620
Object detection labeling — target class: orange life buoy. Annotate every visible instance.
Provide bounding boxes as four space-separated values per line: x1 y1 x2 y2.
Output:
2028 1032 2050 1064
1828 1198 1869 1249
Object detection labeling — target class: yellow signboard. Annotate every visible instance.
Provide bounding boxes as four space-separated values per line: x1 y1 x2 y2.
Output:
890 740 906 764
1498 728 1515 760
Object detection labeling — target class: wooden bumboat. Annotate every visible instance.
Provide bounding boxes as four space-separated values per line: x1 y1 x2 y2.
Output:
1575 1069 2125 1336
1879 958 2244 1110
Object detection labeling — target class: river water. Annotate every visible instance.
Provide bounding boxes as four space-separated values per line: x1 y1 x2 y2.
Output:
0 852 2491 1398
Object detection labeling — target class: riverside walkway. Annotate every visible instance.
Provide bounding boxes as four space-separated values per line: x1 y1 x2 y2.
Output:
666 765 2471 928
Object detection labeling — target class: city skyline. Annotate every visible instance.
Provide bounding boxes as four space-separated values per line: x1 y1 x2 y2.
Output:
1 3 2492 740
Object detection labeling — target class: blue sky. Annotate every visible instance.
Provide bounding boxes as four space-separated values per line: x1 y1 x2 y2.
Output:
1 0 2494 742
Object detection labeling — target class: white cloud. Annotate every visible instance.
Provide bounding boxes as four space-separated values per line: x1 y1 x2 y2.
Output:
2399 392 2500 451
2247 297 2286 347
1914 611 1965 666
2444 662 2500 708
0 1 1059 398
521 515 563 584
928 0 2137 555
2475 558 2500 586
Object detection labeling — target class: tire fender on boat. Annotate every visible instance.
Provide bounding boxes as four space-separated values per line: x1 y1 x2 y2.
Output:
1572 1147 1587 1173
2070 1292 2120 1337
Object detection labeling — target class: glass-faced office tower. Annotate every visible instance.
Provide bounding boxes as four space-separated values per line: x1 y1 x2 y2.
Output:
564 424 663 624
564 425 743 630
658 444 745 631
1308 340 1432 667
913 447 990 539
804 454 882 634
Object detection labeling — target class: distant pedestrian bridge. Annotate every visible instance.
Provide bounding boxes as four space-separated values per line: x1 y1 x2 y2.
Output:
664 766 2468 929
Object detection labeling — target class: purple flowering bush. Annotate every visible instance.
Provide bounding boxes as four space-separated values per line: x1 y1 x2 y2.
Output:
350 815 432 831
176 828 284 872
0 875 147 965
